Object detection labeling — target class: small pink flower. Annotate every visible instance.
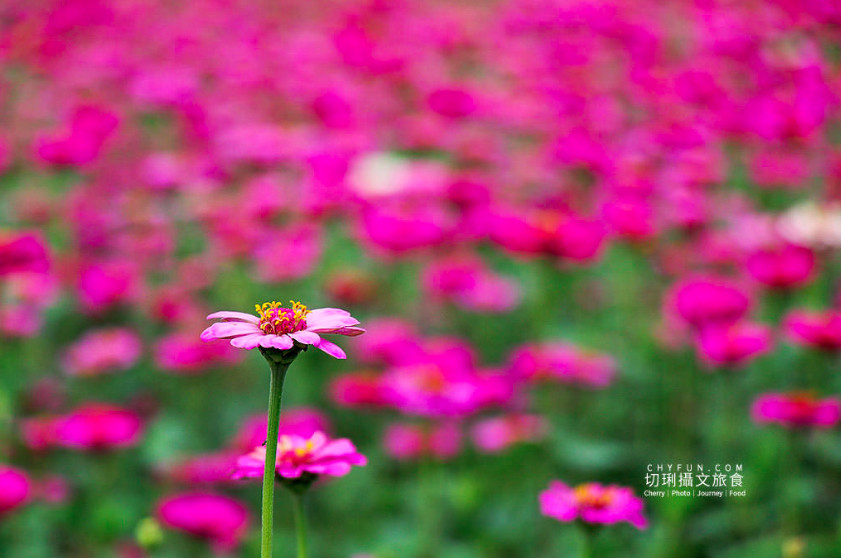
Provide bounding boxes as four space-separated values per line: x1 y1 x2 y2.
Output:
0 231 50 276
156 491 250 553
507 343 616 388
471 414 548 453
752 392 841 429
0 466 31 517
694 322 773 368
201 301 364 359
539 481 648 529
154 331 242 374
45 403 143 451
784 310 841 351
668 276 751 330
232 431 366 481
61 328 142 377
745 244 816 289
230 408 332 453
383 422 462 461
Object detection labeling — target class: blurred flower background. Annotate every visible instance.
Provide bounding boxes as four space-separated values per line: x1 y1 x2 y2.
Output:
1 0 841 556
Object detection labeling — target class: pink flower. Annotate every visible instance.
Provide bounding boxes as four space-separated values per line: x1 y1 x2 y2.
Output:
0 232 50 276
471 414 548 453
232 431 366 480
694 322 773 368
161 452 241 486
752 393 841 429
156 492 250 553
0 466 31 517
421 256 522 314
668 276 751 330
539 481 648 529
61 328 142 377
230 408 332 453
27 403 145 451
153 332 242 374
383 422 462 461
745 244 816 289
507 343 616 388
329 372 387 408
201 301 364 359
784 310 841 351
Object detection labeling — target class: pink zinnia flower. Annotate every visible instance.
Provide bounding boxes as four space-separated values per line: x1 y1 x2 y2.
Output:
232 431 366 481
784 310 841 351
52 403 144 451
0 231 50 276
61 328 142 377
471 414 548 453
745 244 816 289
383 422 461 461
201 301 364 359
154 331 242 374
0 466 31 517
230 408 332 453
507 343 616 388
156 491 250 553
752 393 841 429
539 481 648 529
668 276 751 330
694 322 773 368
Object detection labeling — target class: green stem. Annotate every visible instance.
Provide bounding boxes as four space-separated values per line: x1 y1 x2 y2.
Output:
261 359 290 558
293 493 308 558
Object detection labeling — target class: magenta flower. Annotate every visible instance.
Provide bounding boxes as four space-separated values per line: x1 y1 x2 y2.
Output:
0 466 31 518
201 301 364 359
22 404 145 452
383 422 462 461
783 310 841 351
471 414 548 453
61 328 142 377
752 392 841 429
156 491 250 553
0 231 50 276
232 431 367 481
539 481 648 530
694 322 773 368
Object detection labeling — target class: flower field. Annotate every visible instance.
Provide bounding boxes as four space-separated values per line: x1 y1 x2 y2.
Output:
2 1 841 556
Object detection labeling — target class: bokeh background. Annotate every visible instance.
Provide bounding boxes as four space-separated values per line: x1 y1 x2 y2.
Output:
2 0 841 556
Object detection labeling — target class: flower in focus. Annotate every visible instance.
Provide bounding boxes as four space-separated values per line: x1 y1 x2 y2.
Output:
156 491 250 553
539 480 648 529
232 431 366 482
201 301 364 359
0 466 31 518
751 392 841 428
61 328 142 377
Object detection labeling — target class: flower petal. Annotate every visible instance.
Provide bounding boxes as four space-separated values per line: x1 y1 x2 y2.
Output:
313 338 347 359
201 322 262 341
289 331 320 345
306 315 361 332
270 335 294 350
206 311 260 324
230 333 265 349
